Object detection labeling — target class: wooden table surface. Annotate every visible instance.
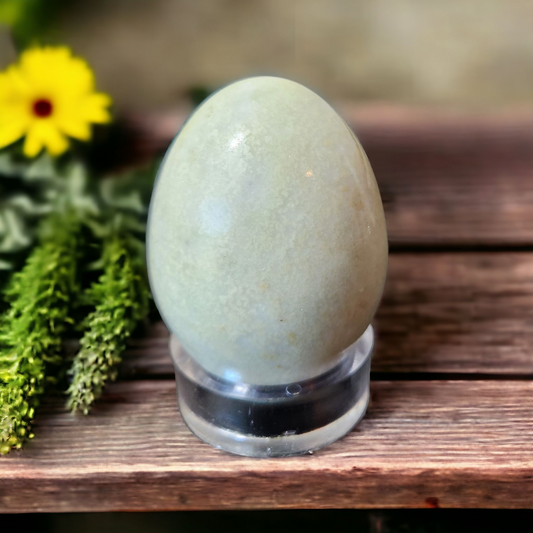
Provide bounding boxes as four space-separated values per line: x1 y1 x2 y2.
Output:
2 105 533 513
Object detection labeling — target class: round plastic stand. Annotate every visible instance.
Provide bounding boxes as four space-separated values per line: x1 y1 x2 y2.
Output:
170 325 374 458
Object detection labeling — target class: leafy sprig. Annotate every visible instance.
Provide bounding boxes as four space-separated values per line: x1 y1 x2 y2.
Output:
66 161 157 414
0 212 81 454
67 232 148 414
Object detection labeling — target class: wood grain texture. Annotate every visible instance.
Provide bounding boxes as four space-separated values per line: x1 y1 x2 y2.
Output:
127 105 533 246
374 251 533 374
123 252 533 377
2 379 533 512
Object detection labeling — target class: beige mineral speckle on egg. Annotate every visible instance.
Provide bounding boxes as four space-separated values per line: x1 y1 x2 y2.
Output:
147 76 388 385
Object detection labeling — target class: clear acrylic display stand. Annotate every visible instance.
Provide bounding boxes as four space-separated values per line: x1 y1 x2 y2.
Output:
170 325 373 457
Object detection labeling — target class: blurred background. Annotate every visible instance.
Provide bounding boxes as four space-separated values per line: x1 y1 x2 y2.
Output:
2 0 533 111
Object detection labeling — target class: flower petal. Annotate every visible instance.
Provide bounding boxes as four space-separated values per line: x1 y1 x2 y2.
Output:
0 119 25 149
42 125 69 156
20 47 95 99
57 117 91 141
23 121 69 158
82 92 112 124
23 125 45 157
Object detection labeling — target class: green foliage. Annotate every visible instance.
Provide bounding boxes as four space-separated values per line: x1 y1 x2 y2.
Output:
0 0 72 50
0 212 80 454
0 153 55 269
92 159 159 235
67 233 148 414
0 149 158 447
65 162 156 414
0 153 97 270
188 86 213 107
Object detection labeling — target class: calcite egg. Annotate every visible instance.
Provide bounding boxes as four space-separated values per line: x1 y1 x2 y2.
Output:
147 77 387 385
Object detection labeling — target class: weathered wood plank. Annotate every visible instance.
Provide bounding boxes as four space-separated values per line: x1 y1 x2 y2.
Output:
374 251 533 374
2 379 533 512
364 116 533 247
124 252 533 377
127 106 533 246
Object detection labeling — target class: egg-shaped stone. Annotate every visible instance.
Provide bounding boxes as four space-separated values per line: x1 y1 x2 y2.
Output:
147 76 388 385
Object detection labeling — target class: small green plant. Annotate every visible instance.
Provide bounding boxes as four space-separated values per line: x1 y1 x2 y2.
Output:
0 212 80 454
67 232 149 414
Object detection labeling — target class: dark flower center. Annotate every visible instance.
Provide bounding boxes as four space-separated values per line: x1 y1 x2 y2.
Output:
33 99 53 118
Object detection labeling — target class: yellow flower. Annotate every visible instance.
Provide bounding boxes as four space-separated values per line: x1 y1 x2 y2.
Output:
0 46 112 157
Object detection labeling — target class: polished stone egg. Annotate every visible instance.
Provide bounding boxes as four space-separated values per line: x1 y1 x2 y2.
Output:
147 76 388 385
